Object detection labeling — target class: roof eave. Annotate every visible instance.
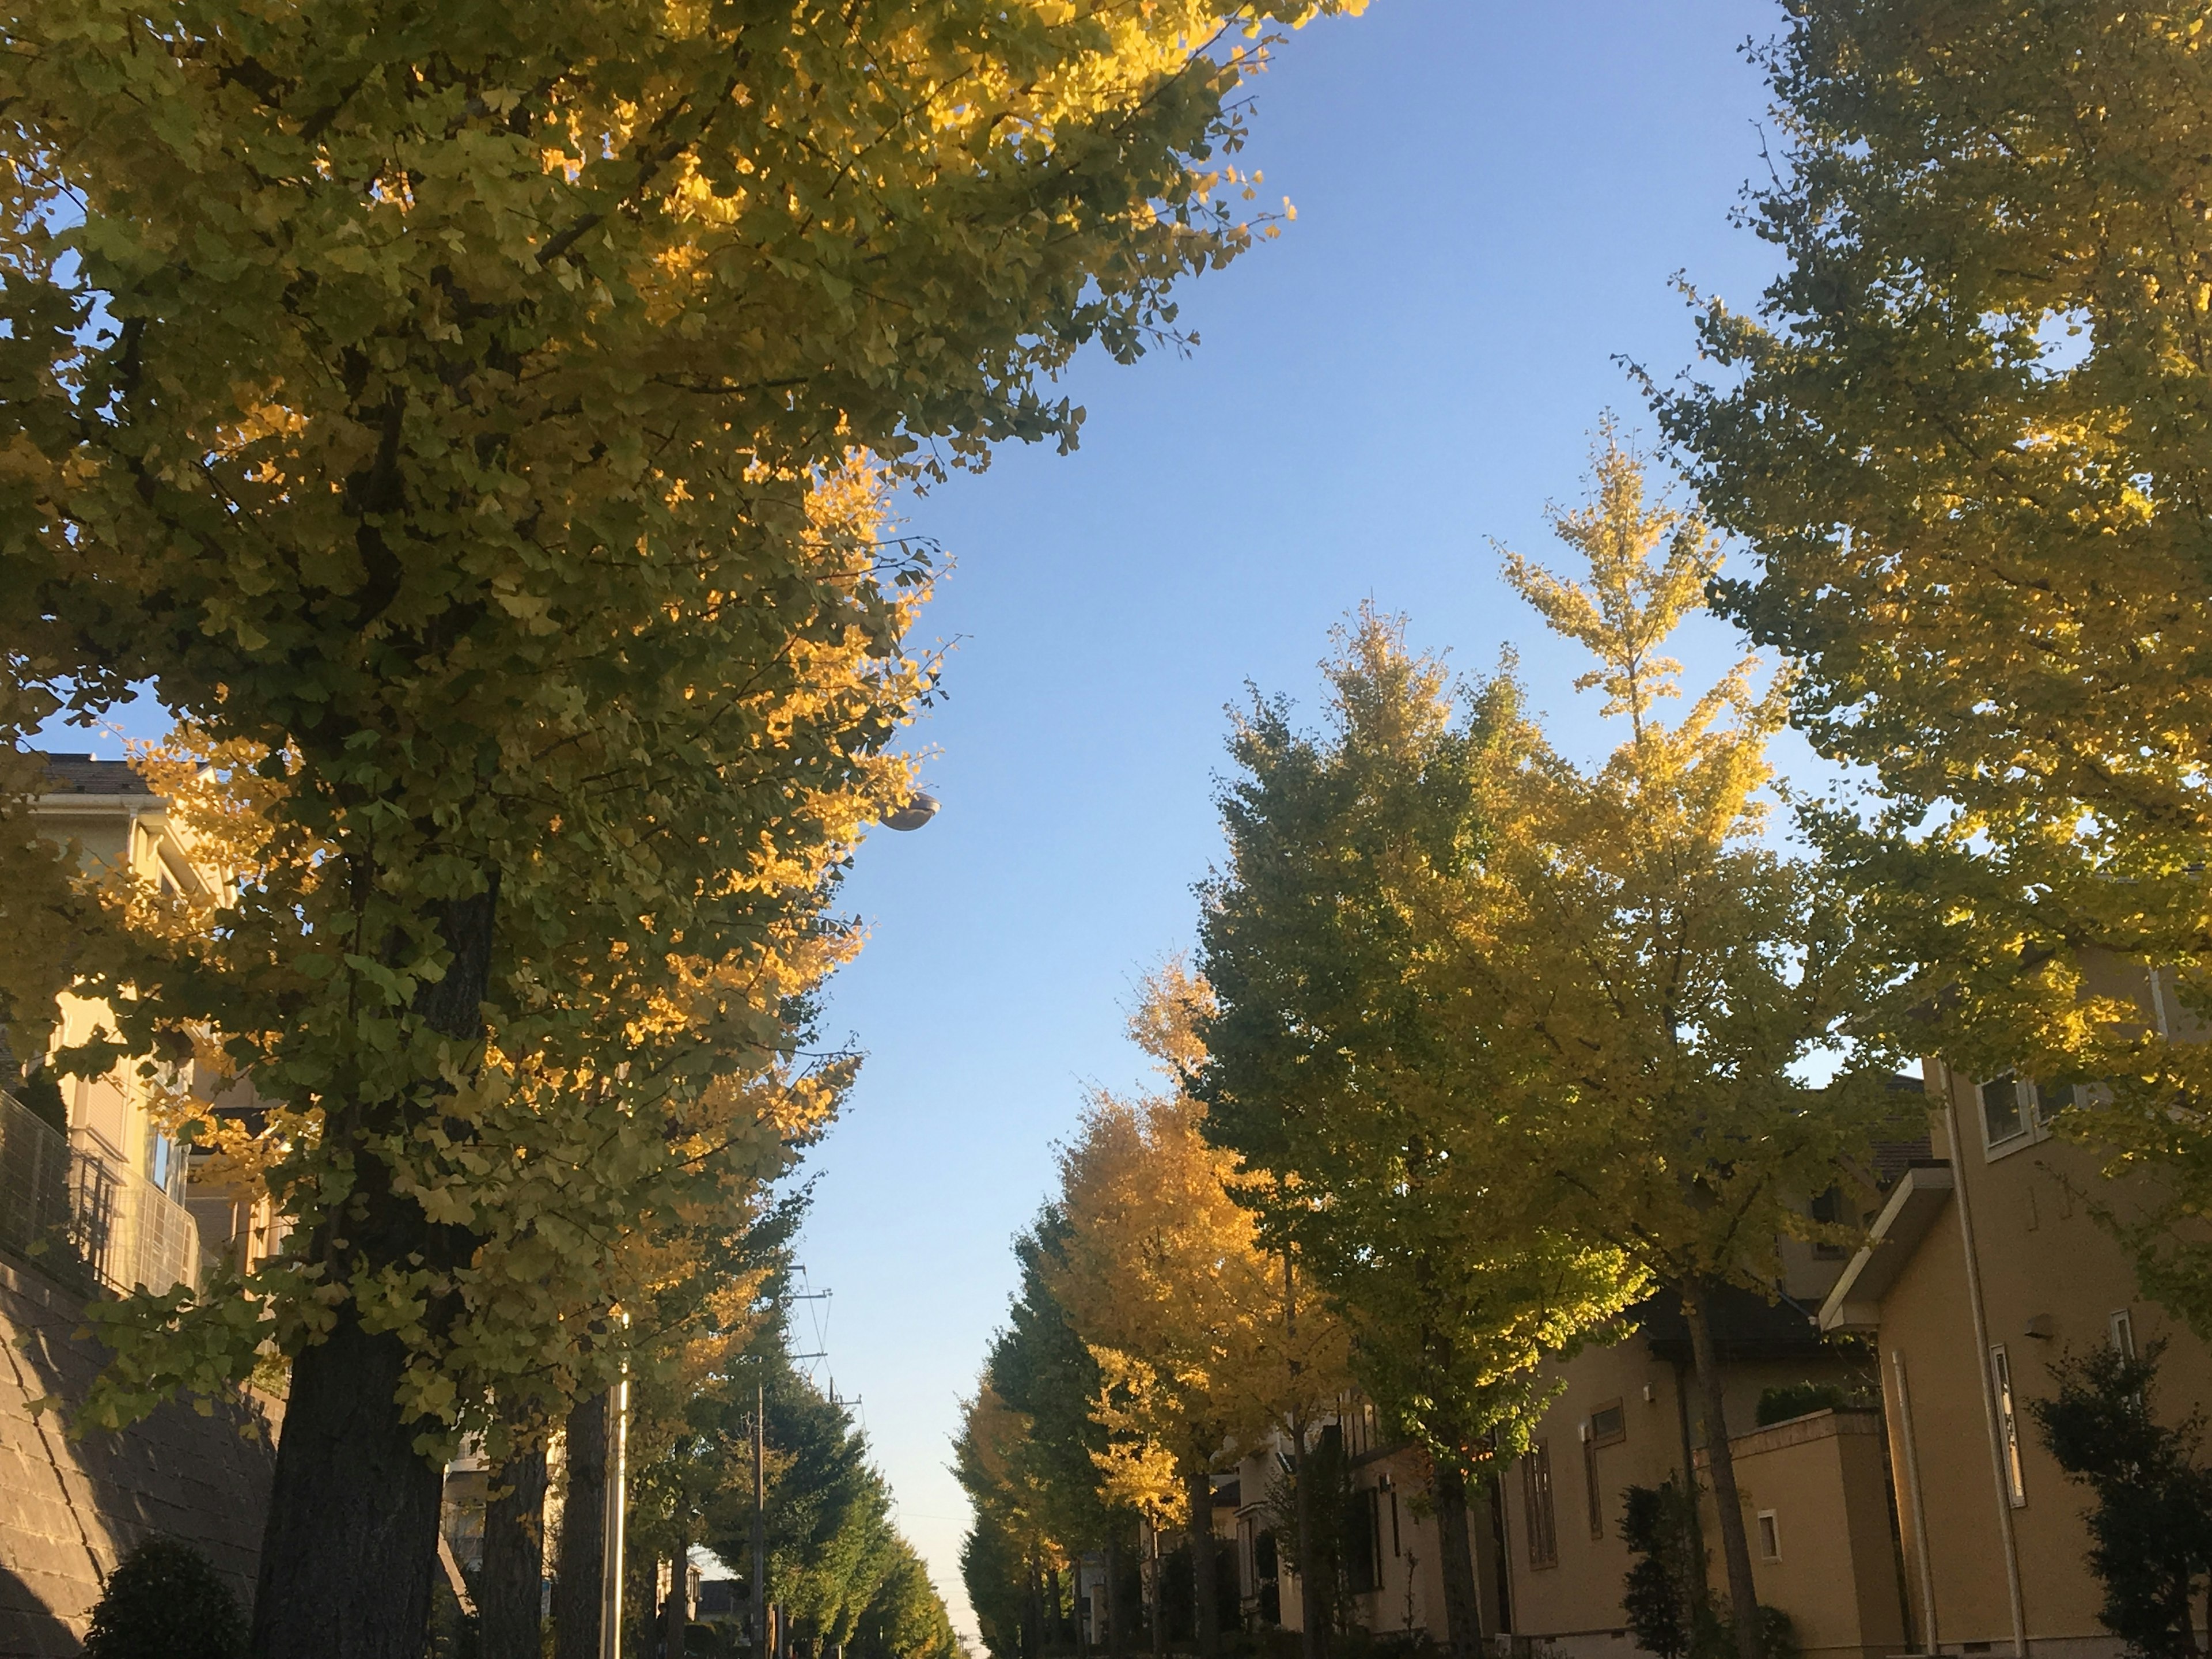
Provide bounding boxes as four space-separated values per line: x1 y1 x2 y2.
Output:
1817 1164 1955 1335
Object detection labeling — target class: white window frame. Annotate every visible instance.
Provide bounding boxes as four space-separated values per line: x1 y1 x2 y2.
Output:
1990 1344 2028 1507
2111 1308 2137 1359
1756 1509 1781 1563
1977 1074 2067 1161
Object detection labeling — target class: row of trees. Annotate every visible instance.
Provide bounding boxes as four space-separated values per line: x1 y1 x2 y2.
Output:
0 0 1360 1654
956 965 1355 1659
965 433 1921 1659
969 11 2212 1659
620 1287 961 1659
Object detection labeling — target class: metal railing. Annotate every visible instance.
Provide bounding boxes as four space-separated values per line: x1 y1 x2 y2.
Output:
0 1086 202 1295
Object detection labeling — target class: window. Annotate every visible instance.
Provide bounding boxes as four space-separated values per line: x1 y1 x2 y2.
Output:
1344 1490 1381 1595
1582 1429 1603 1539
1522 1442 1557 1568
1580 1402 1623 1539
1756 1510 1781 1563
2111 1308 2137 1359
1980 1074 2031 1146
1810 1186 1849 1259
1979 1074 2069 1155
1991 1345 2028 1507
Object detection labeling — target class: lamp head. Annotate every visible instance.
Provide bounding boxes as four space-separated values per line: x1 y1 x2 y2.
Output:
881 792 939 832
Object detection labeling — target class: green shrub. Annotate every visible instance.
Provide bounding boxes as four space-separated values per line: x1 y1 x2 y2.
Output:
1619 1478 1713 1659
1733 1605 1800 1659
2028 1341 2212 1659
1619 1480 1798 1659
83 1536 246 1659
1753 1382 1854 1427
16 1068 66 1134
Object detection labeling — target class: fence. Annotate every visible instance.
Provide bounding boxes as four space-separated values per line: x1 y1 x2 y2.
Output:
0 1086 201 1296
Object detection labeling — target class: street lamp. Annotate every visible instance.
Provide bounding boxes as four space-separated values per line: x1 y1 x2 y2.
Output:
880 792 938 832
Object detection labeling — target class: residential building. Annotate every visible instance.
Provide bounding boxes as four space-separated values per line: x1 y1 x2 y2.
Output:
1 754 214 1297
1219 1015 2210 1659
0 752 279 1653
1497 1281 1900 1659
1820 955 2212 1658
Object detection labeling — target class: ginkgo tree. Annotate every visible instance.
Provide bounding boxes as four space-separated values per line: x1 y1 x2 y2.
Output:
1474 433 1910 1659
1198 609 1641 1659
0 0 1363 1649
1648 2 2212 1333
1050 964 1350 1659
957 1210 1124 1659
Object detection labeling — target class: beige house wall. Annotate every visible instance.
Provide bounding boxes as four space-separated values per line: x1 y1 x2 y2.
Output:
1869 1192 2009 1650
1496 1323 1880 1659
1233 1419 1483 1647
28 774 222 1192
1695 1409 1904 1659
1350 1446 1453 1641
1868 1062 2212 1657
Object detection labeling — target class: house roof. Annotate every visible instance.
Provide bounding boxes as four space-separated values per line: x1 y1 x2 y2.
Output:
28 753 156 797
1817 1162 1956 1334
1637 1281 1828 1366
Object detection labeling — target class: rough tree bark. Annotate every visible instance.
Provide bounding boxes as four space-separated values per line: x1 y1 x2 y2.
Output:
1187 1464 1219 1658
554 1391 611 1659
663 1520 691 1659
1683 1279 1763 1659
480 1446 550 1659
1432 1461 1483 1659
1290 1422 1327 1659
1147 1520 1164 1659
249 884 500 1659
1105 1536 1127 1659
248 1309 445 1659
1022 1548 1043 1659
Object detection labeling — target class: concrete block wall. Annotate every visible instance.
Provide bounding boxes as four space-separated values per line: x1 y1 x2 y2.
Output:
0 1255 274 1657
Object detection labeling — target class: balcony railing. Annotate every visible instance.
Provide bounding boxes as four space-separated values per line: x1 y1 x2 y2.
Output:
0 1086 202 1296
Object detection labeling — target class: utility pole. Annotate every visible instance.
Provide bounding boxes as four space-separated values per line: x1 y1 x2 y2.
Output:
753 1382 769 1659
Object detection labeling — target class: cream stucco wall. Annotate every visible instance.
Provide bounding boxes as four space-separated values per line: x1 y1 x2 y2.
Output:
1872 1061 2212 1658
1697 1409 1905 1659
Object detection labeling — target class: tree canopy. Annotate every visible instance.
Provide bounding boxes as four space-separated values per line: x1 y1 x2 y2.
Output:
0 0 1367 1646
1195 607 1639 1659
1649 0 2212 1335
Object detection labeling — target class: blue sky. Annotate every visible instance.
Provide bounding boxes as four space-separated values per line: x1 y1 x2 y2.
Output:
793 0 1803 1639
50 0 1806 1638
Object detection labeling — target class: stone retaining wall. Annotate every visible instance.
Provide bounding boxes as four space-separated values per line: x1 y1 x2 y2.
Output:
0 1255 274 1657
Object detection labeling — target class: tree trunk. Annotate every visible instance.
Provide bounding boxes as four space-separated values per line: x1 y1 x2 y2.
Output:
1683 1280 1763 1659
1147 1521 1164 1659
1290 1423 1326 1659
1104 1537 1125 1659
481 1446 550 1659
251 880 503 1659
248 1306 445 1659
664 1523 691 1659
1022 1549 1043 1659
1432 1461 1483 1659
555 1392 611 1659
1187 1465 1219 1658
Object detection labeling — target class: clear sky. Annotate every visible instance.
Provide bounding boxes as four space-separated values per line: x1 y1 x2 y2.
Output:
45 0 1806 1641
791 0 1804 1642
